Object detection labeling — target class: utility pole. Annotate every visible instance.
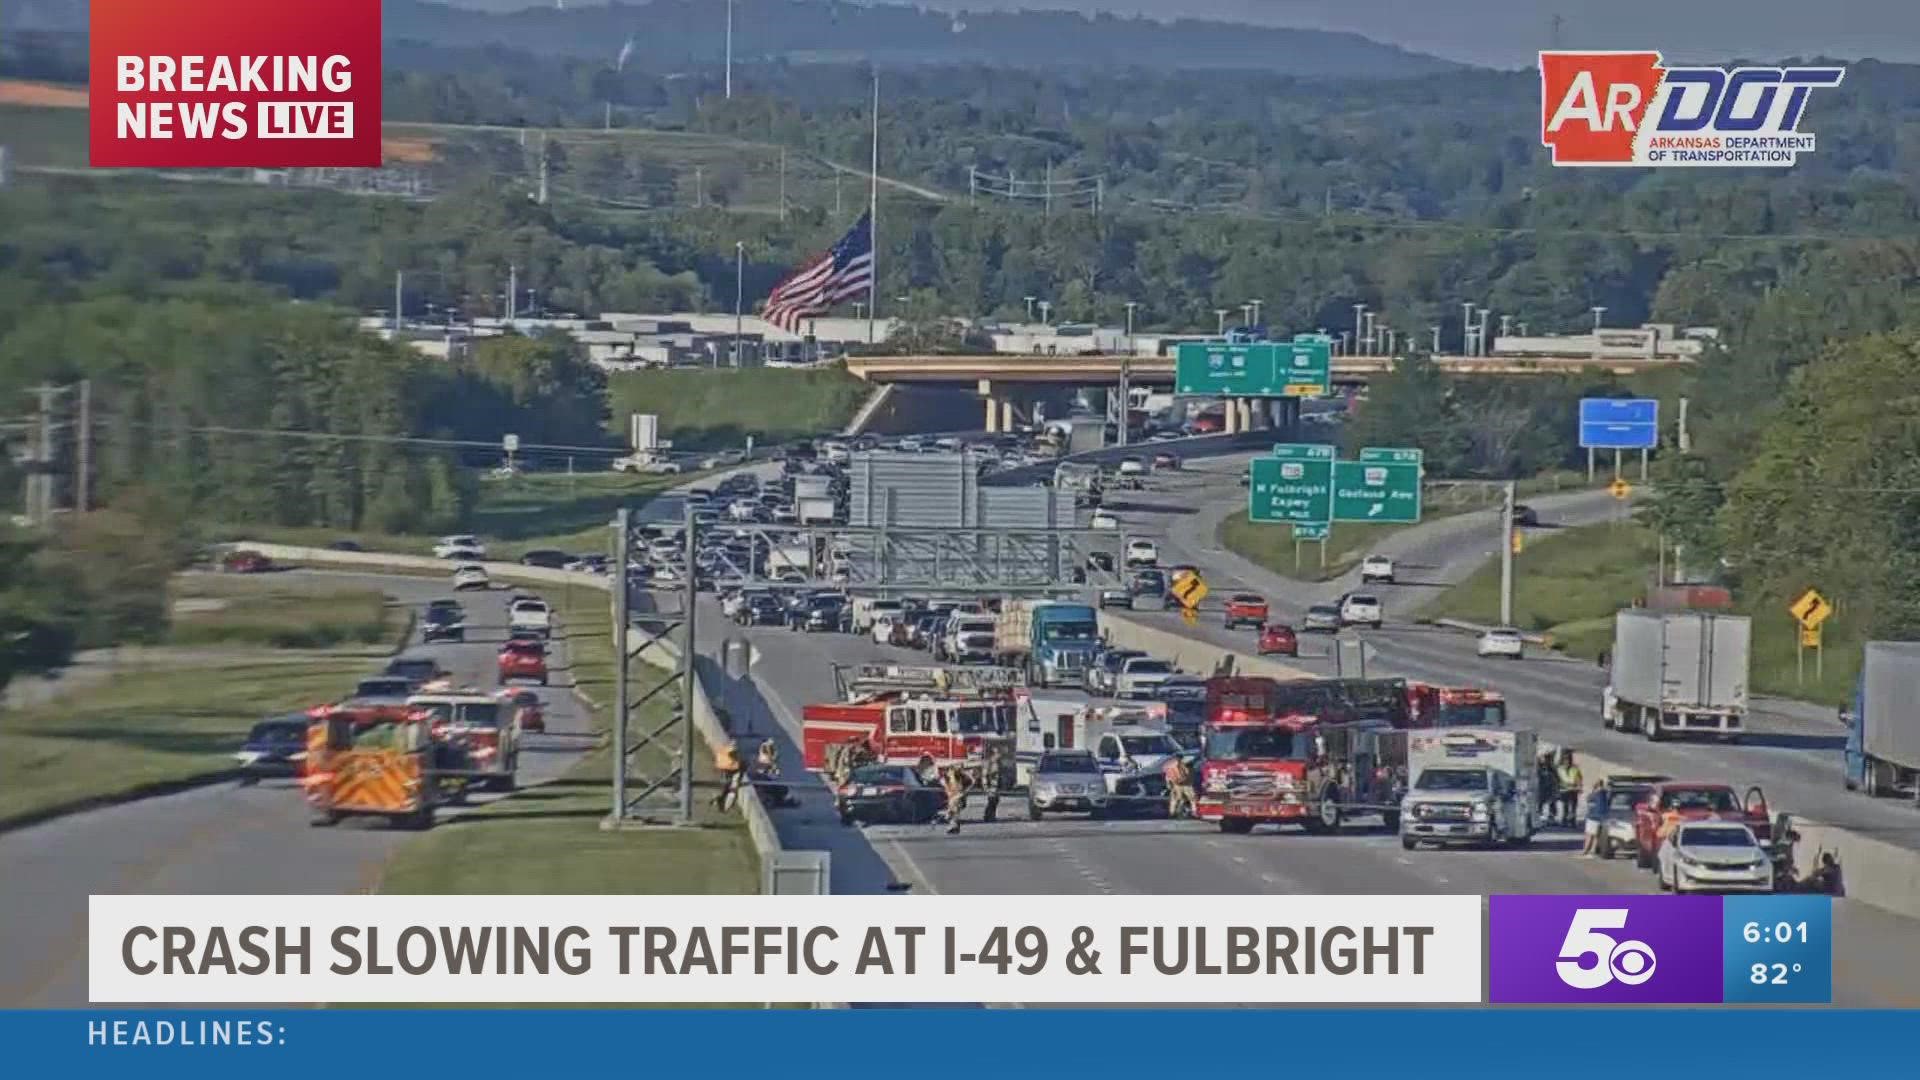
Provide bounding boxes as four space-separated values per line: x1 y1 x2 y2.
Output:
507 264 518 322
695 165 704 208
1118 301 1136 448
75 379 92 513
27 385 61 526
777 148 787 222
835 169 842 215
393 270 403 336
1500 481 1516 627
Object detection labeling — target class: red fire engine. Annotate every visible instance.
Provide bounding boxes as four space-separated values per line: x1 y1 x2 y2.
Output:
1406 683 1509 729
1194 676 1405 835
802 664 1019 788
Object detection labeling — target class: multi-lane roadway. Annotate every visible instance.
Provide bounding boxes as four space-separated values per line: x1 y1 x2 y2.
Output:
681 456 1919 1005
0 574 595 1008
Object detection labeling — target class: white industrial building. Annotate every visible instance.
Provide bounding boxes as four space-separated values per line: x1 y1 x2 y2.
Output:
1492 323 1717 360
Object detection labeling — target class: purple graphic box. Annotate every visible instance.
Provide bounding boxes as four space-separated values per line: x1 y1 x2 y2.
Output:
1489 895 1724 1004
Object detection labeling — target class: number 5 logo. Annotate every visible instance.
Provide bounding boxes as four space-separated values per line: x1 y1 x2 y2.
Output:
1556 907 1658 989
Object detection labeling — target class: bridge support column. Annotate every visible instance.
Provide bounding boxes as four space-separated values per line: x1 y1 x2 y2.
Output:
1276 396 1301 441
1236 398 1254 433
979 379 999 433
1222 398 1239 435
1000 398 1016 433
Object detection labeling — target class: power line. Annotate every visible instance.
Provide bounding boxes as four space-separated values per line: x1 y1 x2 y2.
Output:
120 420 626 457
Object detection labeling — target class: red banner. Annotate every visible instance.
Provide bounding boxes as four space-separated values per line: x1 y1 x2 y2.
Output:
89 0 382 168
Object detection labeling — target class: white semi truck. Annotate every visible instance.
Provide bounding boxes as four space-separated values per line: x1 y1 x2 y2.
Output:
1603 609 1751 741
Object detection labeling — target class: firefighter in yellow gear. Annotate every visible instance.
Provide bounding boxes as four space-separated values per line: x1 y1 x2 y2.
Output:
1163 755 1196 819
712 742 745 811
939 766 973 835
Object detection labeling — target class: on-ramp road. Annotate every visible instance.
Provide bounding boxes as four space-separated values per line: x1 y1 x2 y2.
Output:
0 571 596 1008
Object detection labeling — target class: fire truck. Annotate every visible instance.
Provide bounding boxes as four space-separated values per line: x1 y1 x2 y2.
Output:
302 706 438 830
1194 676 1406 834
1406 683 1509 729
408 689 521 793
801 664 1019 789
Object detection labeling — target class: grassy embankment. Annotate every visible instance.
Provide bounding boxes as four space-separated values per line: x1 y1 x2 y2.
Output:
1424 520 1860 706
0 578 405 827
607 366 870 451
376 588 761 901
211 470 689 561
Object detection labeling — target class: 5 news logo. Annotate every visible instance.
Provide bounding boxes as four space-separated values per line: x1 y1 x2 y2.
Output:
1491 896 1722 1003
1540 51 1844 167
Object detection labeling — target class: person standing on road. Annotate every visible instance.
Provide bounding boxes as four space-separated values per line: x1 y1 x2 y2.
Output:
1164 755 1195 818
1581 779 1608 857
939 766 973 835
712 741 745 812
1558 751 1584 828
1537 753 1561 825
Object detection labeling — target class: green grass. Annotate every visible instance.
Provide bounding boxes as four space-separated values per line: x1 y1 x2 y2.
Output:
607 367 870 450
0 653 390 828
375 589 760 898
0 104 87 168
1423 520 1860 706
168 575 395 649
208 470 689 560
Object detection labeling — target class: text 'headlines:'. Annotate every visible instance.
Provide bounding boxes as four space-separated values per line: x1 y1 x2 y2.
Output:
89 895 1483 1004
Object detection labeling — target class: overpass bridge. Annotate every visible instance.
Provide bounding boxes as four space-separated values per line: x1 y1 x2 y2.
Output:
841 351 1691 433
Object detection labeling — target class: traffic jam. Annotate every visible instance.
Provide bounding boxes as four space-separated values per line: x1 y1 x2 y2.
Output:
706 439 1844 898
233 586 558 830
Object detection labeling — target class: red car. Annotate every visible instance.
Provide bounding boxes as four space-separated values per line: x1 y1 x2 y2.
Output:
497 640 548 686
502 689 545 733
1631 781 1770 870
1257 623 1298 657
220 550 272 573
1224 593 1269 630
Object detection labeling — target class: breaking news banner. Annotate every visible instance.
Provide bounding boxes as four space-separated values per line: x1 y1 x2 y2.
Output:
89 894 1482 1004
88 0 382 168
1539 50 1845 167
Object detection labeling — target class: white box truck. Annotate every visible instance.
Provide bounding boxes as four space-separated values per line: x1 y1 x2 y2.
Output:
1400 728 1538 849
1603 609 1750 741
797 495 836 525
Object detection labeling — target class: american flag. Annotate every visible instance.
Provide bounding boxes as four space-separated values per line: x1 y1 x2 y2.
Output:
762 212 873 333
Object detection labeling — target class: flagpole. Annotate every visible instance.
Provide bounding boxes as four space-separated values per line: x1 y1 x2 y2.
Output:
867 67 879 345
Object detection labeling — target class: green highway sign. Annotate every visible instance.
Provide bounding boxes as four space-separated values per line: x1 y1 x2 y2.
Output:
1359 447 1424 465
1333 460 1422 523
1175 340 1331 398
1249 456 1332 524
1293 522 1330 540
1273 442 1336 461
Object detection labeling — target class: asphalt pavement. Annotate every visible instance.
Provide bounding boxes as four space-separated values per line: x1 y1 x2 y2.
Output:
0 571 596 1008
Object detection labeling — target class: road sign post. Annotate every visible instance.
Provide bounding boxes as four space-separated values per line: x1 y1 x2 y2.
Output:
1790 589 1832 686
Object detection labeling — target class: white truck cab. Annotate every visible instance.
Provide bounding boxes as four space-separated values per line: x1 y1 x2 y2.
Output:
1400 728 1537 850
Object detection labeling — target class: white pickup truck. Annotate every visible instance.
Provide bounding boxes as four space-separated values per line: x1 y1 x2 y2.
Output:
507 597 553 639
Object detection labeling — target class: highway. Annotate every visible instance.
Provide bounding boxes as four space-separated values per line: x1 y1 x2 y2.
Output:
664 459 1920 1006
0 573 597 1008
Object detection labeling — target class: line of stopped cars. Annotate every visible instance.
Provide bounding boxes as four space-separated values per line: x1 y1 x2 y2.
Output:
231 575 559 831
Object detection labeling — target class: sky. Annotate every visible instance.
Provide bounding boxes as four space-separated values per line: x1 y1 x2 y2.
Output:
927 0 1920 66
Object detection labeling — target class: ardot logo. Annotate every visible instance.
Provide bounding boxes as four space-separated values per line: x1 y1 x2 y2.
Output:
1490 895 1722 1003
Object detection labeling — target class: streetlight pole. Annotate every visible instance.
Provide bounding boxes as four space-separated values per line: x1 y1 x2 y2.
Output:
1364 312 1377 353
1591 305 1607 331
1249 299 1263 328
1024 296 1036 322
1215 309 1229 336
1460 301 1474 355
1430 325 1441 353
732 241 744 368
1038 300 1052 325
1352 304 1366 352
724 0 734 100
1123 301 1137 355
1118 301 1136 448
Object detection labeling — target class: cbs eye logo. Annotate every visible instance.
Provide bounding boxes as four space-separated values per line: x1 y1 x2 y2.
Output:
1555 908 1657 989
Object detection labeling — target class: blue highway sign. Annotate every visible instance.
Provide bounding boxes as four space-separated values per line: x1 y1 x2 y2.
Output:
1578 397 1659 450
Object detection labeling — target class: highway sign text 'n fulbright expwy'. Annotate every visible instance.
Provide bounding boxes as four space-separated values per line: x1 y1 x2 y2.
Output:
1249 455 1332 525
1333 460 1422 524
1175 341 1330 398
1579 398 1660 450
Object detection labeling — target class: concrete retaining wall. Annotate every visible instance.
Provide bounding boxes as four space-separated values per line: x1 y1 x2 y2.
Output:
229 542 787 872
1102 611 1920 922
